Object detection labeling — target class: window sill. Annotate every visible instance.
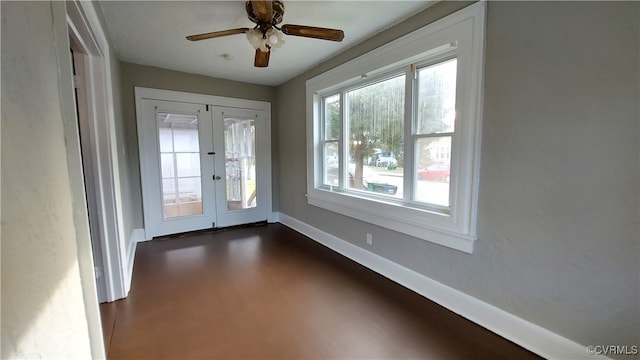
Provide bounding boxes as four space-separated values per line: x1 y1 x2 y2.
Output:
307 189 476 253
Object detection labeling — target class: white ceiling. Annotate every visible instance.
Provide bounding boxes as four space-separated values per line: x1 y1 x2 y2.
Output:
99 1 435 86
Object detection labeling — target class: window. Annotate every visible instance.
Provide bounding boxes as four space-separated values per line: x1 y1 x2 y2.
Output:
318 58 456 208
322 94 340 187
306 3 485 253
414 58 456 208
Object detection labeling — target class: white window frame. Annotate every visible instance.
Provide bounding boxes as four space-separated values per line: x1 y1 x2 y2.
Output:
306 2 485 253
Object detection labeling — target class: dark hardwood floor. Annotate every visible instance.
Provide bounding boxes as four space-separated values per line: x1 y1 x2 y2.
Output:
100 223 541 359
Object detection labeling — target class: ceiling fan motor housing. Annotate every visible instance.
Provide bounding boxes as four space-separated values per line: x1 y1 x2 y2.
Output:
246 1 285 27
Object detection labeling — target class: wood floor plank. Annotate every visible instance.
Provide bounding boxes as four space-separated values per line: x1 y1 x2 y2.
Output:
101 223 541 359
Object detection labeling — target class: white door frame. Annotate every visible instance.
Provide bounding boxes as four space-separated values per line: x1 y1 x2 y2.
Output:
65 1 127 302
70 47 108 302
135 87 273 240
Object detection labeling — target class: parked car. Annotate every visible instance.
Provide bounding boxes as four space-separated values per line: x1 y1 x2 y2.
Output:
369 150 398 168
325 165 398 195
417 163 450 182
376 155 398 168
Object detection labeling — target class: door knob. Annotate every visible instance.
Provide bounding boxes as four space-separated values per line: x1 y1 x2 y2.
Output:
213 175 222 181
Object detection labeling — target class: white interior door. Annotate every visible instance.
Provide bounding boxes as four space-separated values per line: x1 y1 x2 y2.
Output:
212 107 270 227
138 99 215 238
137 93 272 239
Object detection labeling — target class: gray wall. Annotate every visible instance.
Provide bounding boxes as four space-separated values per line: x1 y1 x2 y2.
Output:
276 1 639 349
118 62 278 229
1 1 98 357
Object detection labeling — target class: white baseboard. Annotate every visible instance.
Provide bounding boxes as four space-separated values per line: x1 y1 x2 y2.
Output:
268 211 280 223
278 212 601 360
125 228 144 294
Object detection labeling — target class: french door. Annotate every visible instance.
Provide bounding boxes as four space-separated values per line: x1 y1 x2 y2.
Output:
137 97 270 239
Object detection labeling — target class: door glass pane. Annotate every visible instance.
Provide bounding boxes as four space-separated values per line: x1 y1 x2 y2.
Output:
416 58 457 135
173 129 199 152
415 136 451 207
160 153 175 178
159 128 174 152
224 117 256 211
157 112 203 218
346 74 404 198
177 177 202 202
176 153 201 177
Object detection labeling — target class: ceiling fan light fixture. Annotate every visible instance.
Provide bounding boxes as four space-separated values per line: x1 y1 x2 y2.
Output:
246 28 268 51
246 27 284 52
266 28 284 49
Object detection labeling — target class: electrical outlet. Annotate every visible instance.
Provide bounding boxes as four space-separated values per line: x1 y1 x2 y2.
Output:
366 233 373 245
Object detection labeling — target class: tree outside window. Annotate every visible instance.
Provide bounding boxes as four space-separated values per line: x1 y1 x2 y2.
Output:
346 75 405 190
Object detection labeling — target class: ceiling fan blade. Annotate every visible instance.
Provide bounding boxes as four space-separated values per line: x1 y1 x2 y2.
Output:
186 28 250 41
254 49 270 67
281 24 344 42
251 0 273 24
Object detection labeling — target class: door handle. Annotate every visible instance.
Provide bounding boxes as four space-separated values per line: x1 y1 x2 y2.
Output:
213 175 222 181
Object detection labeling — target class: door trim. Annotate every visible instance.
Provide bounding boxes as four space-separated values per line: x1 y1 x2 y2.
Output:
135 87 272 240
66 0 127 303
58 0 125 357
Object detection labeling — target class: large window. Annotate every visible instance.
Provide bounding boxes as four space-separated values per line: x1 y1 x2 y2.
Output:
306 3 485 253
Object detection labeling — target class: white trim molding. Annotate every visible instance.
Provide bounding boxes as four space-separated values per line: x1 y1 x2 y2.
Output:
125 228 145 293
268 212 280 223
277 212 604 360
66 0 128 302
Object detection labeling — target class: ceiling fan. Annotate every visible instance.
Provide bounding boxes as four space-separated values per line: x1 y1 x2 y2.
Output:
186 0 345 68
